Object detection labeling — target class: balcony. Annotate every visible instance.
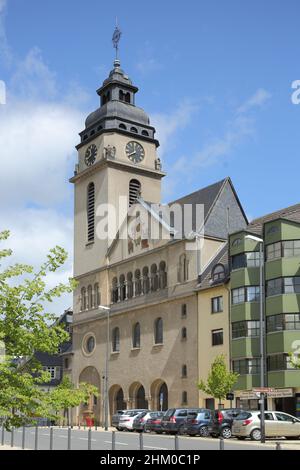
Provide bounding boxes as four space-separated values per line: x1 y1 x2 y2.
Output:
268 370 300 388
231 302 260 322
231 268 260 289
231 337 260 359
266 293 300 315
265 257 300 280
267 330 300 354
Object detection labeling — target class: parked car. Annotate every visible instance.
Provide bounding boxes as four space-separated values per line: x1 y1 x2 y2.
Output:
161 408 205 434
182 409 214 437
132 411 164 432
209 408 244 439
117 410 149 431
144 412 165 434
232 410 300 441
111 410 128 431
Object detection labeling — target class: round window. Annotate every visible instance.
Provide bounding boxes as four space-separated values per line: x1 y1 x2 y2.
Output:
85 335 95 354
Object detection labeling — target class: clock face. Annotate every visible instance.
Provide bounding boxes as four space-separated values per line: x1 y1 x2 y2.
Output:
126 141 145 163
84 144 97 166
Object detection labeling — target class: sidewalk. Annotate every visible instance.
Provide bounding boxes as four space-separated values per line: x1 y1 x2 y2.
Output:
0 445 28 450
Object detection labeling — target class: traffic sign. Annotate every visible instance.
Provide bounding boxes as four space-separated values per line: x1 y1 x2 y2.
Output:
226 393 234 401
252 387 275 393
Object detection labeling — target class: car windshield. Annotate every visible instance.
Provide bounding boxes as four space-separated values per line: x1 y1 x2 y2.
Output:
124 411 140 417
164 409 175 417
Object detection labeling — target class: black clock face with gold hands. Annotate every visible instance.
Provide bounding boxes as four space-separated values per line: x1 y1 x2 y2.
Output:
85 144 97 166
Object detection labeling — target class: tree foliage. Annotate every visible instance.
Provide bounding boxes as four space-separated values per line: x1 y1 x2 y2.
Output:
0 230 82 429
198 355 239 405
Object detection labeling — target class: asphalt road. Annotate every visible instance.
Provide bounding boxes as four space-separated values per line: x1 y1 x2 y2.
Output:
1 427 299 451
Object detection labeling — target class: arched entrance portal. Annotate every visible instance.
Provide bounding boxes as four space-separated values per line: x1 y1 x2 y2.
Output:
78 367 101 426
129 382 149 409
150 380 168 411
109 385 127 419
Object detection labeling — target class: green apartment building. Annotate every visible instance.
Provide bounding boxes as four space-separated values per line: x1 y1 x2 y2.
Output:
229 204 300 417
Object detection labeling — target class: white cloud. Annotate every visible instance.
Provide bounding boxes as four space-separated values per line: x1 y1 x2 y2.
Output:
237 88 272 114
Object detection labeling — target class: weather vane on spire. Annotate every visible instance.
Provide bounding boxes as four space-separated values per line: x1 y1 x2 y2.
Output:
112 18 122 61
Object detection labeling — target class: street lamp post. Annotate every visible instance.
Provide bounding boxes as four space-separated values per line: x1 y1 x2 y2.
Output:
245 234 265 443
98 305 111 431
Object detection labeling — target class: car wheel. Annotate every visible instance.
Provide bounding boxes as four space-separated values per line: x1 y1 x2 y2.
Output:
199 426 210 438
221 427 232 439
250 428 261 441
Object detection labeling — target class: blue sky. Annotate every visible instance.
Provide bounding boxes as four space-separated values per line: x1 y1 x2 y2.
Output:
0 0 300 312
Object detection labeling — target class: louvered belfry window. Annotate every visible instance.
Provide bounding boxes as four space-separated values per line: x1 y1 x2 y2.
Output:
87 182 95 242
129 179 141 206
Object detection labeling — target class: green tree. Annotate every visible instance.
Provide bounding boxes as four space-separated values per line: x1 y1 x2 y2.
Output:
47 377 98 426
0 230 78 428
289 351 300 369
198 355 239 407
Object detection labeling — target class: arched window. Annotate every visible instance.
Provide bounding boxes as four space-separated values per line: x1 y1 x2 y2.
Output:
141 130 149 137
134 269 142 296
154 317 163 344
112 327 120 352
94 283 100 307
182 391 188 405
182 364 187 378
87 182 95 242
129 179 141 206
81 287 86 311
112 277 118 303
119 274 126 301
212 264 225 282
125 92 130 103
142 266 150 294
178 254 189 282
130 126 138 133
181 327 187 340
119 123 127 130
87 285 93 309
151 264 158 291
119 90 125 101
132 322 141 348
159 261 167 289
127 272 133 299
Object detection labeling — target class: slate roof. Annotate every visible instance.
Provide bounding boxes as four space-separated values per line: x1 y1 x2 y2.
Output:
247 203 300 235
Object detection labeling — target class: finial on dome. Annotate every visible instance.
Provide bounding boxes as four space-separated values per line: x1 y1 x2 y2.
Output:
112 18 121 63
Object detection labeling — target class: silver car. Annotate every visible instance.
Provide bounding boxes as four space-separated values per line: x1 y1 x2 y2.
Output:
232 410 300 441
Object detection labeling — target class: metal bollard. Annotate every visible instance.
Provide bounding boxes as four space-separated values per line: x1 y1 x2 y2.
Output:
50 427 53 450
22 426 25 450
219 437 224 450
1 425 4 446
276 442 281 450
174 434 179 450
10 427 14 447
112 431 116 450
88 427 92 450
34 425 39 450
139 432 144 450
68 427 71 450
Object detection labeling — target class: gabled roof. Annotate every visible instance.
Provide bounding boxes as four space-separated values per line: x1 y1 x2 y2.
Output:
247 203 300 235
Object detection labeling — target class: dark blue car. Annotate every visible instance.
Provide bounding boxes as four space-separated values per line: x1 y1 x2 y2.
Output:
182 409 214 437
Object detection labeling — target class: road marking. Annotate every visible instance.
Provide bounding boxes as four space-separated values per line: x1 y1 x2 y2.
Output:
144 445 168 450
104 441 128 446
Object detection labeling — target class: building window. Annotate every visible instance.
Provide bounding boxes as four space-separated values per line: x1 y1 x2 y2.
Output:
119 274 126 301
231 253 246 270
232 287 245 304
154 317 163 344
182 364 187 378
64 358 69 369
130 126 138 133
267 277 300 296
282 240 300 257
112 327 120 352
182 391 188 405
178 254 189 282
267 354 296 371
134 269 142 296
127 272 133 299
232 238 242 247
159 261 167 289
266 242 281 260
132 322 141 349
94 283 100 307
211 296 223 313
87 285 93 309
141 130 149 136
211 264 225 282
142 266 150 294
232 320 260 339
44 366 58 380
129 179 141 206
87 182 95 242
246 286 260 302
212 329 223 346
232 359 260 375
267 313 300 332
246 251 262 267
112 277 118 303
181 304 187 318
119 123 127 130
85 335 95 354
81 287 86 311
181 327 187 341
150 264 159 291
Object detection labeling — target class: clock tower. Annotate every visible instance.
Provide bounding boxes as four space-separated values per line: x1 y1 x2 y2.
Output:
70 58 165 277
